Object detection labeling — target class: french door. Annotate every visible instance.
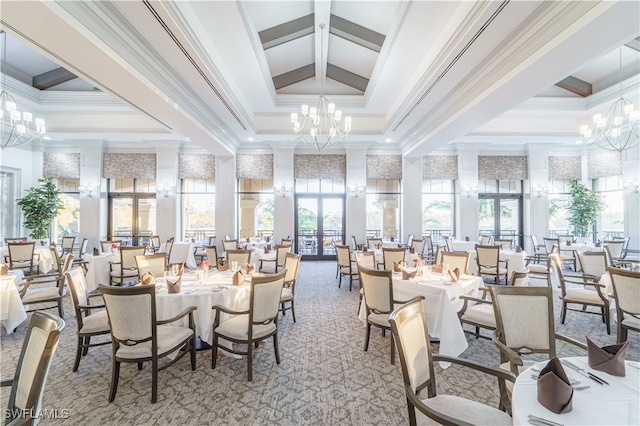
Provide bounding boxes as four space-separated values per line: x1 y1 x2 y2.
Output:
295 194 345 260
478 194 523 247
108 194 157 246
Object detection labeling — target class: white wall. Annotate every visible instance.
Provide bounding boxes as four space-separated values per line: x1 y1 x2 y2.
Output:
345 144 368 246
215 156 236 252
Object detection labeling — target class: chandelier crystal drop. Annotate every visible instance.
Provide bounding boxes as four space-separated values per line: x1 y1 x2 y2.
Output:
0 31 46 149
579 48 639 152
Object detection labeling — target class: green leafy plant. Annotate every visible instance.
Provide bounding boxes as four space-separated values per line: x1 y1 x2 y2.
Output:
567 181 603 237
16 178 64 240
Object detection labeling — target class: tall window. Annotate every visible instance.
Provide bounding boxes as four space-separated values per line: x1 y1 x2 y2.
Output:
422 179 455 243
181 178 215 242
51 178 80 245
595 176 624 240
366 179 400 240
238 178 274 239
547 179 572 237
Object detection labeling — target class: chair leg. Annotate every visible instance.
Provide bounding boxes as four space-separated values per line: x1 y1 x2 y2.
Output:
364 323 371 352
291 300 296 323
151 358 158 403
604 308 610 335
620 327 628 344
247 343 253 382
58 300 64 318
190 335 197 370
561 302 567 324
82 336 91 356
475 326 480 339
73 337 83 372
212 334 219 369
390 333 395 365
349 274 353 291
138 362 143 370
338 273 342 288
109 360 120 402
274 334 281 364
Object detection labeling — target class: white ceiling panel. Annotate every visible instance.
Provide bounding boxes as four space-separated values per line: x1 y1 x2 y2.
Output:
327 34 378 79
245 0 313 32
331 1 399 35
264 33 315 77
277 76 362 95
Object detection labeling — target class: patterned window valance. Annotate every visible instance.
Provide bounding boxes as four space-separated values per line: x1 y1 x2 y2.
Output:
178 154 215 179
43 153 80 179
588 151 621 179
294 154 346 179
237 154 273 179
366 155 402 180
549 156 581 180
422 155 458 180
478 156 528 180
103 153 156 179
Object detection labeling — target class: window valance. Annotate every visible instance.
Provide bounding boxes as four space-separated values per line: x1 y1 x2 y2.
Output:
236 154 273 179
367 155 402 179
178 154 215 179
478 156 528 180
103 153 156 179
294 154 346 179
43 153 80 179
422 155 458 180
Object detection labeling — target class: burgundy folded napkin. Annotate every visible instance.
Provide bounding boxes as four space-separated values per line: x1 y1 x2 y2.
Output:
393 261 402 272
586 336 629 376
390 236 394 242
232 270 245 286
140 270 155 285
357 244 364 251
448 267 461 283
166 276 181 294
246 237 250 243
431 264 443 273
465 236 470 242
218 259 228 271
0 264 8 275
537 358 573 414
402 269 417 280
409 247 415 254
93 247 99 256
246 263 255 275
595 240 602 247
515 245 522 252
265 236 270 242
566 240 571 246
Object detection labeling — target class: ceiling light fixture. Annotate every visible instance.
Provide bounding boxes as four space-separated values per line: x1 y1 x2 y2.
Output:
0 31 46 149
291 24 352 151
579 47 639 152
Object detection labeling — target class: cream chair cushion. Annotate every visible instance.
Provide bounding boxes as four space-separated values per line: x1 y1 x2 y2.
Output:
215 315 277 340
22 288 66 304
480 267 507 275
461 304 496 328
115 325 193 359
280 287 293 302
79 310 110 334
565 288 605 305
417 395 512 425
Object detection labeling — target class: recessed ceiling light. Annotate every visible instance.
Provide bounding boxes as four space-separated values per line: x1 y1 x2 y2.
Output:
248 137 254 142
575 140 583 144
43 136 51 140
385 138 392 143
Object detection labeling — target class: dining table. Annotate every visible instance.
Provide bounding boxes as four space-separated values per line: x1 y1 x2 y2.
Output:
83 252 119 292
161 242 198 268
1 246 57 275
358 271 482 365
511 357 640 425
0 270 27 333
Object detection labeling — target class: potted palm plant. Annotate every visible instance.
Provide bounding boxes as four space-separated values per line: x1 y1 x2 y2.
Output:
16 178 64 244
567 181 603 243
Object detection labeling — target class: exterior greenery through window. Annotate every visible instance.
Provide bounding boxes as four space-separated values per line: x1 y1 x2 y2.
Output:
421 179 454 244
181 178 215 242
594 176 624 240
548 179 572 237
238 178 274 239
295 179 344 234
50 178 80 244
366 179 400 240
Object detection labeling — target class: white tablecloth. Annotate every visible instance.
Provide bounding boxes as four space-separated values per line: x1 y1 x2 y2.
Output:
1 247 56 274
0 271 27 333
512 357 640 425
161 242 197 268
452 240 478 252
84 253 119 292
358 273 482 364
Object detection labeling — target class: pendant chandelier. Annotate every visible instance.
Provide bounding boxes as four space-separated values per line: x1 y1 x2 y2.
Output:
291 24 352 150
0 31 46 149
579 47 639 152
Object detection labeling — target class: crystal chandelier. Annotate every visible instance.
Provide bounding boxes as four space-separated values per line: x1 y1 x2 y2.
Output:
579 48 639 152
291 24 352 150
0 31 46 149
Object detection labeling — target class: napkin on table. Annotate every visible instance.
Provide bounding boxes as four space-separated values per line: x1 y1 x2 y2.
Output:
166 276 181 294
537 358 573 414
393 261 402 272
0 264 8 275
402 269 417 280
140 270 155 285
515 245 522 252
448 267 461 283
218 260 228 271
93 247 99 256
246 263 255 275
586 336 629 376
263 246 270 254
233 270 245 286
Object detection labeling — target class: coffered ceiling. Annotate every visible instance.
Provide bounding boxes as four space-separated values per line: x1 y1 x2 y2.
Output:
0 1 638 156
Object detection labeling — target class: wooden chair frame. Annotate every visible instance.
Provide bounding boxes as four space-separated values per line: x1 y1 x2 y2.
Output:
608 266 640 343
279 253 302 322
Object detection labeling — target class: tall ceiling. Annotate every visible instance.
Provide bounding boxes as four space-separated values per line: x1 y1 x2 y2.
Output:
0 0 639 156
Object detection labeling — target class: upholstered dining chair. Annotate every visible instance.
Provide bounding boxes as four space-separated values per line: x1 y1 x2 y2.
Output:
223 239 238 253
351 235 358 251
19 253 72 318
100 240 122 253
490 285 586 382
382 247 406 271
493 239 513 250
525 245 555 287
354 250 376 315
458 286 496 340
259 245 290 273
603 240 625 266
279 253 302 322
509 271 529 287
134 253 167 279
163 239 174 265
440 251 470 275
390 297 514 426
211 270 286 381
226 250 252 268
7 242 39 275
0 312 65 425
148 235 161 253
99 284 197 403
551 253 611 334
423 235 434 257
546 236 576 270
359 266 412 365
576 251 608 280
475 244 508 284
529 234 545 261
60 235 76 255
205 245 219 268
479 235 492 245
71 237 90 272
445 237 454 252
109 246 146 286
608 266 640 343
66 267 111 372
367 237 382 249
335 244 358 291
410 238 424 254
280 239 293 247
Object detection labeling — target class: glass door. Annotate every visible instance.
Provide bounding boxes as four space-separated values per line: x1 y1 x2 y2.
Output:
295 195 344 260
478 195 522 247
109 195 156 246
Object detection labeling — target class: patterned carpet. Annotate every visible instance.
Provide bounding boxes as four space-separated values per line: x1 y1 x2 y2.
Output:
1 261 638 425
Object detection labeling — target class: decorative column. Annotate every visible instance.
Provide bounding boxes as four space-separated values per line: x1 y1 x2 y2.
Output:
78 141 105 249
527 146 551 252
215 156 236 242
155 142 181 242
456 147 479 241
345 142 370 245
402 156 422 242
268 142 296 242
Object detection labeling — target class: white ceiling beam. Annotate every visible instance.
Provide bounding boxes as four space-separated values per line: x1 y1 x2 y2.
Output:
313 1 331 84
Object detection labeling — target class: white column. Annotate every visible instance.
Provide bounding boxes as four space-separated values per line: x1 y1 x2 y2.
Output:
155 142 181 242
215 156 236 245
402 156 422 243
456 147 479 241
78 142 105 249
269 142 296 242
527 146 550 252
622 148 640 250
345 143 369 245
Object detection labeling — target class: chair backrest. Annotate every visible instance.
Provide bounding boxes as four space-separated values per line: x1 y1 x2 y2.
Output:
283 253 302 286
135 253 167 278
410 238 424 254
49 247 62 273
424 235 434 255
164 240 174 258
576 251 607 277
490 285 555 357
100 240 122 252
61 236 76 251
367 238 382 249
530 234 539 249
250 270 287 327
445 237 454 252
223 239 238 252
205 245 218 265
354 251 375 269
433 245 443 265
149 236 161 250
351 235 358 251
480 235 492 245
382 247 406 271
542 238 558 254
8 242 35 262
120 246 147 269
475 244 500 269
493 239 513 250
509 271 529 287
4 312 65 423
359 266 394 314
389 297 434 397
406 234 414 247
440 251 470 274
608 267 640 319
276 244 292 266
226 250 252 266
335 245 352 269
603 240 624 262
66 267 91 330
280 239 293 247
78 237 89 256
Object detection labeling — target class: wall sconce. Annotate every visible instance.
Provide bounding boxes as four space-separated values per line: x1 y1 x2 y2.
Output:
464 186 478 198
351 184 362 198
623 181 640 194
535 185 549 198
276 184 290 198
79 184 96 198
157 185 172 199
